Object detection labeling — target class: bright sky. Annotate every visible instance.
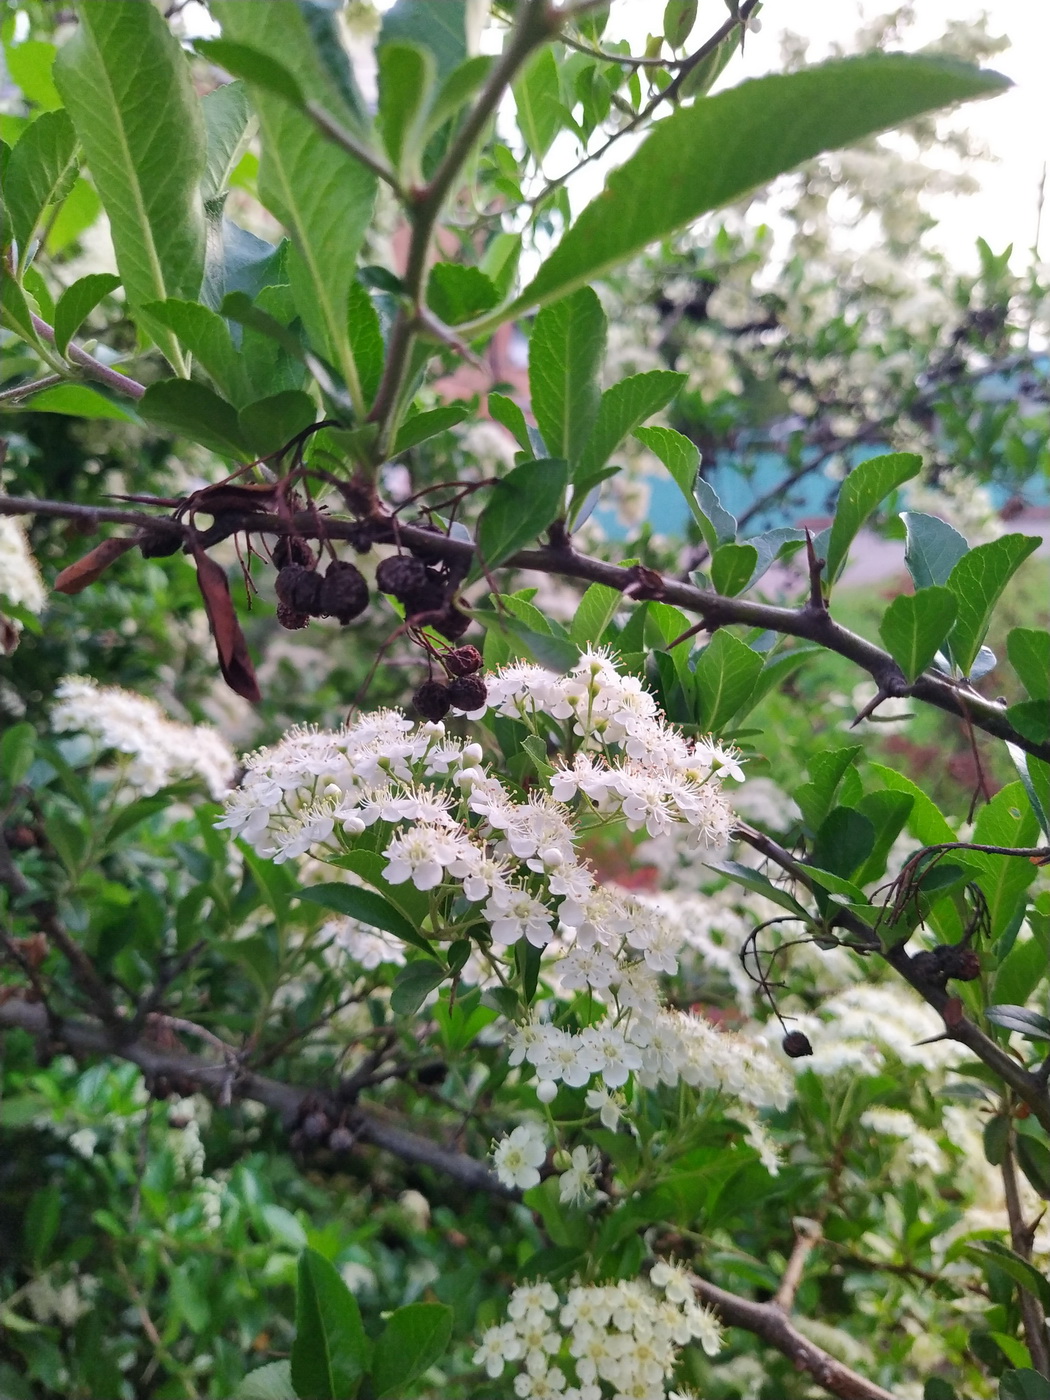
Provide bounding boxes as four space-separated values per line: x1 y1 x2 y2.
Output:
598 0 1050 270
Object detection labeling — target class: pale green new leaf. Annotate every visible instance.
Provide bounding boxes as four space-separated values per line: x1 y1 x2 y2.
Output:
574 370 686 484
528 288 606 466
54 1 206 373
514 47 561 162
378 42 435 173
825 452 921 584
507 55 1008 317
946 533 1042 676
6 109 78 259
53 273 120 358
694 631 764 732
878 585 957 683
200 80 252 202
212 1 377 410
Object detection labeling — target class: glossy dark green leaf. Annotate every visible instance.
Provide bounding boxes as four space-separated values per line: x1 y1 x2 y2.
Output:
878 585 958 683
238 390 316 455
969 781 1040 938
391 958 447 1015
985 1005 1050 1043
1008 703 1050 746
488 391 532 455
476 458 568 570
1008 628 1050 702
53 273 121 358
1017 1135 1050 1199
693 631 764 732
825 452 921 584
946 534 1042 676
509 56 1008 316
427 263 499 325
6 108 78 255
711 543 759 598
795 746 863 835
529 288 606 467
291 1248 369 1400
853 790 914 887
812 806 875 882
371 1303 453 1399
139 379 250 459
298 884 425 945
705 859 809 916
574 371 686 484
54 1 206 369
999 1368 1050 1400
393 403 471 454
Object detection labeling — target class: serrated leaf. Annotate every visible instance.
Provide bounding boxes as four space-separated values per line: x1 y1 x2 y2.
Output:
1008 629 1050 702
946 534 1042 676
391 958 447 1015
54 2 206 372
711 543 759 597
6 108 78 258
394 403 471 454
825 452 921 584
505 56 1009 317
878 585 958 683
292 1249 369 1400
902 510 969 588
201 79 252 202
371 1303 453 1399
514 47 562 161
427 263 499 325
476 458 568 570
145 298 252 406
53 273 121 358
634 426 736 552
693 631 764 732
529 287 606 467
574 370 686 484
234 1361 296 1400
706 859 809 916
569 582 622 647
140 379 250 459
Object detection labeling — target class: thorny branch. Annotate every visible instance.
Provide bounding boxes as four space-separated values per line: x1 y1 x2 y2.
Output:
1 493 1045 765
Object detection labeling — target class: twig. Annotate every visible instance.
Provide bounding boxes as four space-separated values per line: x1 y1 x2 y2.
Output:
0 373 64 405
1002 1132 1050 1376
773 1218 822 1310
30 314 146 400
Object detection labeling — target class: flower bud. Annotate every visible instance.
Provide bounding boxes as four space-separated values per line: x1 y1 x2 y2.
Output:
536 1079 558 1104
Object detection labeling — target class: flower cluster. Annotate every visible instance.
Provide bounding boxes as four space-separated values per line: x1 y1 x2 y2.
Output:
52 676 236 799
473 1270 722 1400
0 515 46 617
217 652 786 1110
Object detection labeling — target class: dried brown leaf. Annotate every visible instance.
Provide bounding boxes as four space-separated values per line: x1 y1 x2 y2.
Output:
53 536 137 594
192 546 261 703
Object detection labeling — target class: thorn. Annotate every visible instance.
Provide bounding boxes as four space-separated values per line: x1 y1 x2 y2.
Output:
804 528 827 611
849 687 891 728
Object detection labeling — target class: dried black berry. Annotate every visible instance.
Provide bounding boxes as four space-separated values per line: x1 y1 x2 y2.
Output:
444 645 483 677
328 1125 354 1153
137 522 183 559
275 563 323 615
431 605 470 641
276 602 310 630
376 553 430 601
413 680 452 722
782 1030 813 1059
935 944 982 982
319 559 369 624
301 1110 331 1142
447 674 487 712
272 535 314 570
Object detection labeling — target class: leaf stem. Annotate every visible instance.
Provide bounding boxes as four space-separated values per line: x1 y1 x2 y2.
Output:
30 313 147 400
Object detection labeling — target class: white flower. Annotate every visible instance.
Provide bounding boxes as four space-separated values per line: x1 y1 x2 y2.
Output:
382 825 461 890
557 1145 599 1206
484 885 555 948
69 1128 98 1159
585 1085 625 1131
493 1123 547 1190
474 1322 522 1378
0 516 46 615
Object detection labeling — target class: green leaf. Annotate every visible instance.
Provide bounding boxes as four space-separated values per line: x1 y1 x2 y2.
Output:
742 527 807 589
488 392 532 454
145 298 252 405
200 80 252 202
23 383 137 423
795 746 863 835
1008 703 1050 746
812 806 875 882
6 108 78 256
569 582 622 647
427 263 499 326
1009 629 1050 702
394 403 471 454
528 287 606 466
139 379 250 459
663 0 698 48
507 56 1009 316
992 938 1048 1012
999 1368 1050 1400
6 40 63 111
853 790 914 887
390 959 447 1015
347 280 384 410
297 883 425 946
946 534 1042 676
825 452 921 585
969 782 1040 939
1017 1135 1050 1199
476 458 568 570
693 631 764 733
238 390 316 455
1008 748 1050 843
902 510 969 589
292 1248 369 1400
424 54 494 139
634 425 736 552
379 42 435 173
0 275 43 344
54 1 206 372
878 585 958 683
380 1 466 81
371 1303 453 1399
711 543 759 598
574 370 686 484
514 47 562 162
53 273 121 358
212 1 378 408
706 859 809 917
234 1361 296 1400
869 762 958 845
195 40 305 107
0 723 36 791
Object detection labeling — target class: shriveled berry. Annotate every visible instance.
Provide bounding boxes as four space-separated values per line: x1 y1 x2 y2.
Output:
328 1125 354 1153
938 945 982 982
444 644 482 677
413 680 452 722
301 1110 331 1142
782 1030 813 1059
276 602 310 630
137 522 183 558
376 553 430 601
431 605 470 641
272 534 314 570
319 559 369 624
275 563 323 615
447 674 487 712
